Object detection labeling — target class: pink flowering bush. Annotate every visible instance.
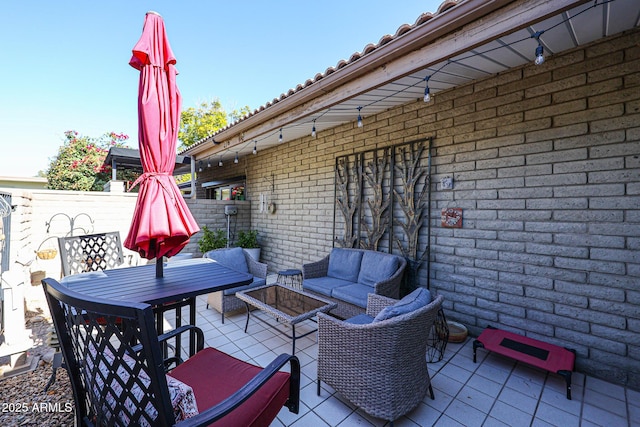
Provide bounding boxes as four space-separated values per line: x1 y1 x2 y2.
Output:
47 131 138 191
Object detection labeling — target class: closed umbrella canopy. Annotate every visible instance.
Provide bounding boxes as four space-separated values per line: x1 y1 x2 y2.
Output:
124 11 199 270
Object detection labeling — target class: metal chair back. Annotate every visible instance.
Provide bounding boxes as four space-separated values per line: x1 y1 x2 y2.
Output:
58 232 124 276
42 277 176 426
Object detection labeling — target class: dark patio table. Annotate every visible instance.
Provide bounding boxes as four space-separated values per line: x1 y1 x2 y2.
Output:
61 258 251 355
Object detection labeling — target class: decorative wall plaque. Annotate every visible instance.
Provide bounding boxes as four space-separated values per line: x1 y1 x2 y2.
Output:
441 208 462 228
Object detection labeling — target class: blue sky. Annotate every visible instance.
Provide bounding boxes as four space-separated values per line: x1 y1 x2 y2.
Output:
0 1 443 177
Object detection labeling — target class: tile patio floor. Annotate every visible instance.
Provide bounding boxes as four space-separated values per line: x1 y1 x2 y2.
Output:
165 289 638 427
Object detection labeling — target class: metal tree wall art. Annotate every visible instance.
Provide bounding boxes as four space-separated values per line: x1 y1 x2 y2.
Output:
360 149 390 251
334 156 360 248
393 141 429 262
394 140 431 295
333 138 432 295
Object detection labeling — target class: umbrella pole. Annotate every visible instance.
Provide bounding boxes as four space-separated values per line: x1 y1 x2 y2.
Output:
150 239 163 278
156 257 163 278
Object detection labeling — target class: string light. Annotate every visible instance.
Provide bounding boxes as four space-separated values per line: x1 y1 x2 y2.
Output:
253 141 257 155
198 161 203 172
218 156 223 167
234 152 239 163
532 30 545 65
423 75 431 103
201 2 602 159
207 159 211 168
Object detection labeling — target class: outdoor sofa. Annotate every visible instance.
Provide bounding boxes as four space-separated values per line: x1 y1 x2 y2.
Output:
302 248 406 319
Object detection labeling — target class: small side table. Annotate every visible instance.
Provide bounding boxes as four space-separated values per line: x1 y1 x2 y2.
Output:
276 269 303 290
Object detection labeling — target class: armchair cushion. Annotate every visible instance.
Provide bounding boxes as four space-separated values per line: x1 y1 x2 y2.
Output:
373 287 431 322
205 247 249 274
344 313 375 325
222 277 267 296
327 248 363 282
357 251 400 287
169 347 291 427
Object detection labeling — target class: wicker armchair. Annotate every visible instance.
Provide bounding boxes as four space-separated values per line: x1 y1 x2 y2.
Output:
42 277 300 426
204 248 268 323
317 293 444 425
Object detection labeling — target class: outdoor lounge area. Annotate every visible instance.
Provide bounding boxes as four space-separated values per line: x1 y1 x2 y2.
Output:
159 281 637 427
1 272 638 426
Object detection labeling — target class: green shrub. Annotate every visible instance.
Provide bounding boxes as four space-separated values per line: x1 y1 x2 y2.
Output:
236 230 259 248
197 226 228 253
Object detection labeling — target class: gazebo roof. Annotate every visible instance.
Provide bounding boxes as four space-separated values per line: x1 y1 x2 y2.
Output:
103 147 192 175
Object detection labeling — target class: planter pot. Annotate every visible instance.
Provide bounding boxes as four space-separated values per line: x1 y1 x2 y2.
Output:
447 321 468 343
243 248 261 261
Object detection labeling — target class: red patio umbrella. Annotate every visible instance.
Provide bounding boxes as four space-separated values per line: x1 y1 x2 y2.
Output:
124 11 199 277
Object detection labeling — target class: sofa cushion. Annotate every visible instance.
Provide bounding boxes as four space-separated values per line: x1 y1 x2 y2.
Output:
373 287 432 322
331 283 371 309
327 249 363 282
303 277 356 297
357 252 401 287
222 277 266 296
204 247 249 274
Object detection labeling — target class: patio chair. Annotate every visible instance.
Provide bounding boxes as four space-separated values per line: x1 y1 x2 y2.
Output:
317 291 444 426
58 231 193 321
203 247 268 323
57 232 125 276
42 277 300 426
53 232 189 390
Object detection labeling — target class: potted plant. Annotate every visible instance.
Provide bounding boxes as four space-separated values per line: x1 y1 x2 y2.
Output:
197 226 228 253
236 229 260 260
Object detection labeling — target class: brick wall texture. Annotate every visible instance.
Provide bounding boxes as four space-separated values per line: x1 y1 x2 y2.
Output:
203 29 640 388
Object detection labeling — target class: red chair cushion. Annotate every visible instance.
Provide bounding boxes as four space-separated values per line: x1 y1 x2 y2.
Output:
169 347 291 427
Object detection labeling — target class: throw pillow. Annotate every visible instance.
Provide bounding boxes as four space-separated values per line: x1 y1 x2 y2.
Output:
373 287 432 322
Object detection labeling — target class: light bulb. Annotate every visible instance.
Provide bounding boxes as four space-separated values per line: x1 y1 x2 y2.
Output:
234 152 239 164
535 44 545 65
207 160 211 168
218 159 223 167
278 129 283 143
357 107 363 128
423 75 431 103
253 142 257 155
311 123 316 138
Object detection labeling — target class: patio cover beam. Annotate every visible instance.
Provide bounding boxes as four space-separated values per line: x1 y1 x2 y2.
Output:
198 0 590 154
